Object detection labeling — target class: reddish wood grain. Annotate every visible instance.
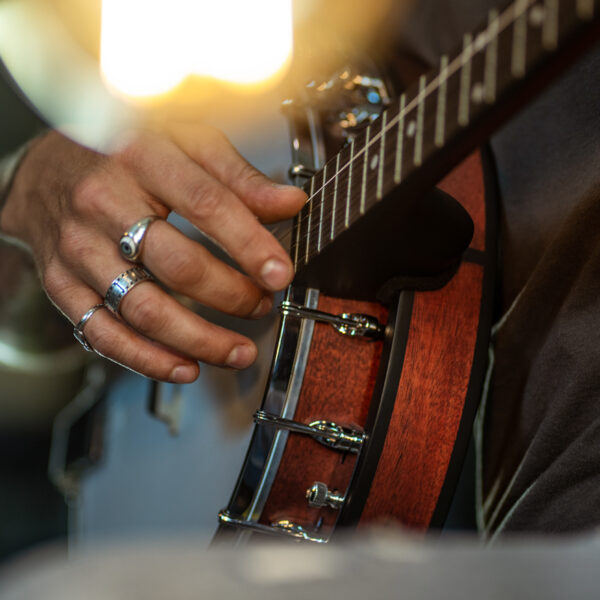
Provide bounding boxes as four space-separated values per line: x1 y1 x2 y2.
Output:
259 152 487 533
358 262 483 528
439 152 486 252
260 298 388 533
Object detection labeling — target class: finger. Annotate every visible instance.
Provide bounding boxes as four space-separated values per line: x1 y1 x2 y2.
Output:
115 134 296 291
61 165 273 317
143 220 274 317
61 236 260 369
44 264 200 383
169 123 307 222
117 279 259 369
120 218 273 318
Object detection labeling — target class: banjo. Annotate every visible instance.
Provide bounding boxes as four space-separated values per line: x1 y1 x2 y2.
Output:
48 0 600 546
216 0 600 543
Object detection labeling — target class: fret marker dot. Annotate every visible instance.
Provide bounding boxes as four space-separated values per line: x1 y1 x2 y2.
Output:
529 5 546 26
406 120 416 137
370 155 379 170
474 32 487 52
471 82 485 104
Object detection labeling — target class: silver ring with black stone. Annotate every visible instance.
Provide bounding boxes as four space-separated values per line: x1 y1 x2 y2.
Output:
73 303 106 352
119 215 159 262
104 267 154 315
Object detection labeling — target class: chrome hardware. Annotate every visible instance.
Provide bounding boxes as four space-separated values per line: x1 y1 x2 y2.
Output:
303 66 392 139
254 410 365 453
280 301 383 340
306 481 344 510
288 163 317 181
218 510 327 544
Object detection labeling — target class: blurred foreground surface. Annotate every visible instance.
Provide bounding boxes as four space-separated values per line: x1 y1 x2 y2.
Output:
1 530 600 599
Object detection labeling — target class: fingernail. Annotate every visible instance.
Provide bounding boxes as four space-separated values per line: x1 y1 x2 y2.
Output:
169 365 198 384
260 258 292 290
226 344 257 369
250 295 273 318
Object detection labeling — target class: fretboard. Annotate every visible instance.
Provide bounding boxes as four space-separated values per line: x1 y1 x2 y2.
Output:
290 0 600 269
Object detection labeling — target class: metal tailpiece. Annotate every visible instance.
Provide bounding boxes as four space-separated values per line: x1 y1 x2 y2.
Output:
218 511 327 544
279 301 383 340
254 410 365 454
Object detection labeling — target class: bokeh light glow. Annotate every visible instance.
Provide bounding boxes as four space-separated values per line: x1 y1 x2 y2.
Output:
100 0 293 97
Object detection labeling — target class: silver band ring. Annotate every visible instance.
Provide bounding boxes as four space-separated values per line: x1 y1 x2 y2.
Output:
73 303 106 352
104 266 153 314
119 215 159 262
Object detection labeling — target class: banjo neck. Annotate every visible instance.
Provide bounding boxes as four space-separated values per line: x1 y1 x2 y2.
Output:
291 0 600 273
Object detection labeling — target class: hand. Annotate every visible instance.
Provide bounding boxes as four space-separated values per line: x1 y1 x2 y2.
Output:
0 126 306 383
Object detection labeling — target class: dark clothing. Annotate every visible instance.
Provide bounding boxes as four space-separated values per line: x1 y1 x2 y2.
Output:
478 49 600 536
399 0 600 536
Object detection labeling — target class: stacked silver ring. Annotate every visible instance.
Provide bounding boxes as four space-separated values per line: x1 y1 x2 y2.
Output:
105 266 153 314
74 216 158 352
73 304 106 351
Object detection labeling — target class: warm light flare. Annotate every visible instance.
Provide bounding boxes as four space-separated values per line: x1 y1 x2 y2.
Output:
100 0 293 98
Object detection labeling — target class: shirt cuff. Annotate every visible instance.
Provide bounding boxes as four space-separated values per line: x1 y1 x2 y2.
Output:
0 139 36 215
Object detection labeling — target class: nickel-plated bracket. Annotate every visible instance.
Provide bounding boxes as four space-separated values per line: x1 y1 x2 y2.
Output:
288 163 317 182
218 510 327 544
279 301 383 340
254 410 365 454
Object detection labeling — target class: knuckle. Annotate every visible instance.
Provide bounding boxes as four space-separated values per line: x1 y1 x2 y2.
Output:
187 183 222 222
162 247 207 288
41 262 67 299
125 292 167 336
87 325 119 357
57 220 84 260
228 286 260 316
236 160 265 186
128 345 160 378
71 173 111 218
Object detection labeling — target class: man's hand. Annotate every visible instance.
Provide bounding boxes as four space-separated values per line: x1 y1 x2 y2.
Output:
0 125 306 383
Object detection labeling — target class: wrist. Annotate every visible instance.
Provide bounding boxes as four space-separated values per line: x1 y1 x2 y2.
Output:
0 141 33 214
0 132 49 240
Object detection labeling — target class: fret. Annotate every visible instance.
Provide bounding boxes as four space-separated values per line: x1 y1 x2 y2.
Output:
297 191 309 268
296 0 600 265
359 115 384 214
394 94 406 183
511 0 529 78
292 212 301 268
376 111 387 199
577 0 595 19
484 9 499 103
414 75 426 165
360 126 371 214
543 0 560 49
345 139 355 228
330 153 340 240
435 55 449 147
304 177 315 264
318 164 326 253
293 180 311 268
458 34 473 126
